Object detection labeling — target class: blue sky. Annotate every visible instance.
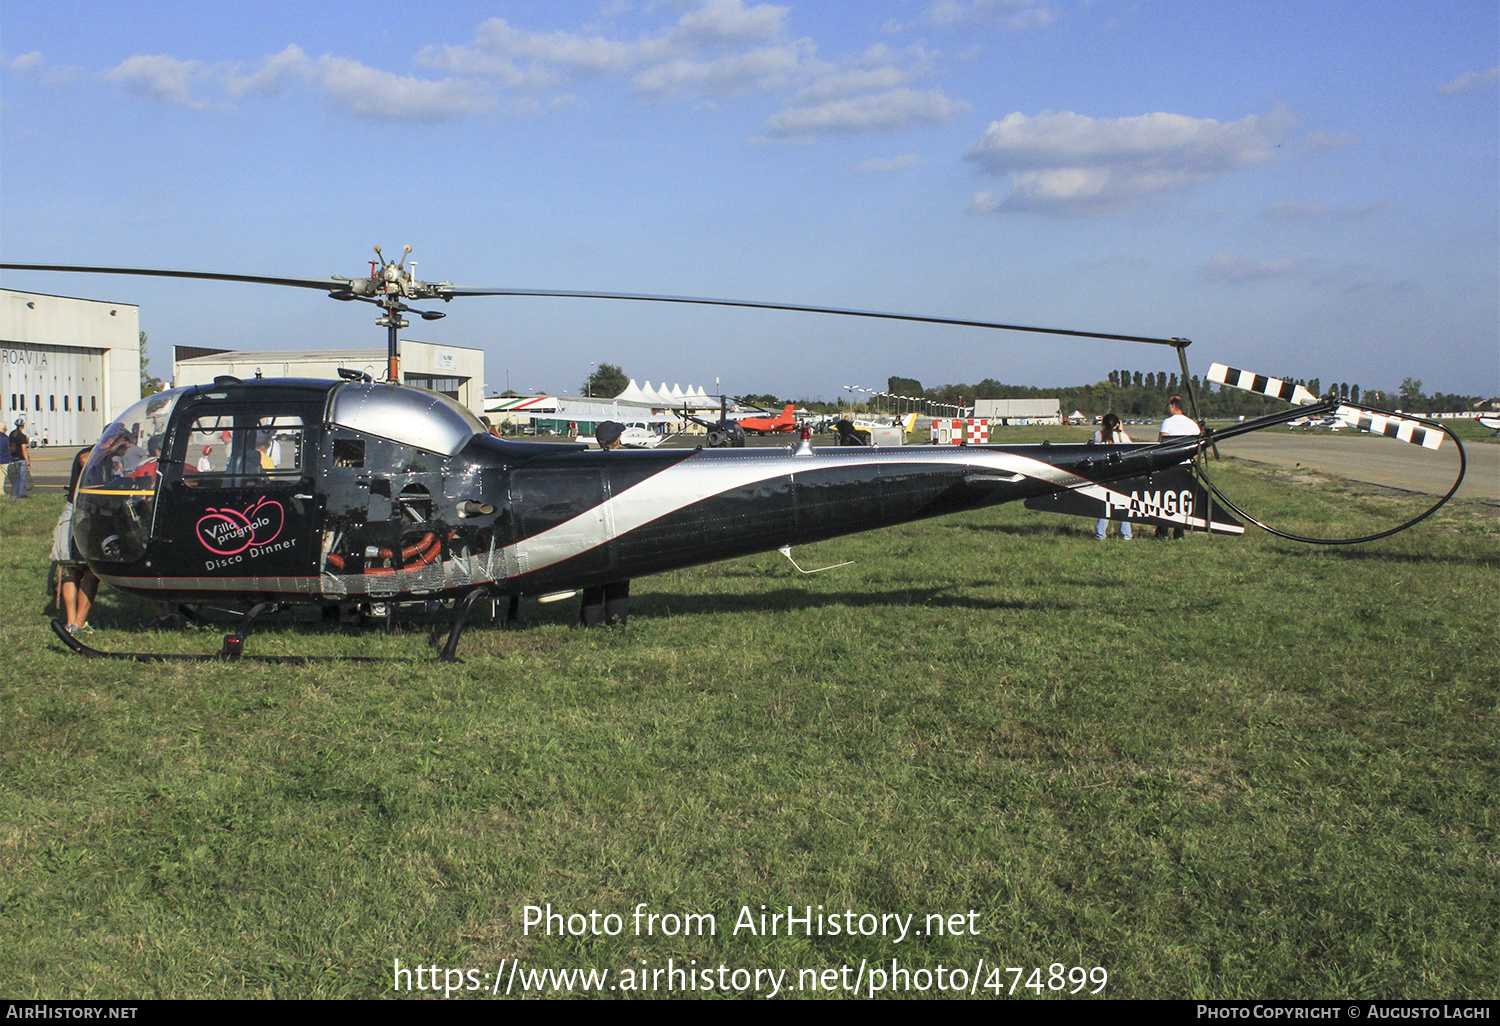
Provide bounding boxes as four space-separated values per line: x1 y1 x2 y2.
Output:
3 1 1496 402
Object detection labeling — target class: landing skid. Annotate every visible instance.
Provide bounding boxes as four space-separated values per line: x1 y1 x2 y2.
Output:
50 611 396 664
49 584 513 663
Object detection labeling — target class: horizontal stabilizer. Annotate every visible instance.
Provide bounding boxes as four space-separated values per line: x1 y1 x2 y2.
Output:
1334 406 1444 449
1209 363 1319 406
1025 465 1244 534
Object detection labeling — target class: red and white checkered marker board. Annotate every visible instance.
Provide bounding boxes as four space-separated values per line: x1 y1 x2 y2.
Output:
930 419 990 444
932 419 963 444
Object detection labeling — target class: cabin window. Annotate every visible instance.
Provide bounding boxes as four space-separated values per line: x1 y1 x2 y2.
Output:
183 413 306 487
332 438 365 468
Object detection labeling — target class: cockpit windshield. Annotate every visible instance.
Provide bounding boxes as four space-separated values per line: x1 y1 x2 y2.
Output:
73 387 185 563
80 388 184 491
327 383 485 457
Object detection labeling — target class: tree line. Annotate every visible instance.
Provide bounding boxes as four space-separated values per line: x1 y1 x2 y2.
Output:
877 372 1484 420
576 361 1483 419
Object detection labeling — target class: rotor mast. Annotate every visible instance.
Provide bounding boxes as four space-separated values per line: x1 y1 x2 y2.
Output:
373 245 410 383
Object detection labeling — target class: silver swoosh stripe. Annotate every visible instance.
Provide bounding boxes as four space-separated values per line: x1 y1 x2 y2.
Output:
505 448 1100 575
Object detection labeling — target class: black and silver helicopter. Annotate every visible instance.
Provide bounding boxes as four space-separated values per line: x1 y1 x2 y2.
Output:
1 249 1465 662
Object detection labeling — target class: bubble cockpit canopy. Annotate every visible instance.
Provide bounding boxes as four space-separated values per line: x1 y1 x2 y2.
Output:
74 387 186 563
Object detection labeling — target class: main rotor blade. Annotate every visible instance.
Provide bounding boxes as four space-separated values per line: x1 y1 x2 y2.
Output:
439 285 1184 347
1 263 350 292
0 262 1185 347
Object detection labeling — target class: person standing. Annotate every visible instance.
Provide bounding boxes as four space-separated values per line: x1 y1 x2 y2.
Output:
1093 413 1132 540
54 446 101 633
255 431 276 471
1156 395 1200 539
7 417 31 498
581 422 630 626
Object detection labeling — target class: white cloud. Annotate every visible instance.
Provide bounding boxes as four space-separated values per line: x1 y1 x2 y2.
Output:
761 42 945 136
6 51 76 85
857 153 919 172
461 17 674 75
672 0 789 45
9 51 42 76
965 109 1288 213
795 65 913 105
223 44 312 97
106 54 210 107
111 45 493 123
1198 253 1301 283
1438 66 1499 95
418 1 800 93
764 87 968 137
98 4 958 131
633 41 814 96
312 56 494 121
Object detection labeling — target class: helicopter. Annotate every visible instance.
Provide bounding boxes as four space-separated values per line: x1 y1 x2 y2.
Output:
0 249 1466 663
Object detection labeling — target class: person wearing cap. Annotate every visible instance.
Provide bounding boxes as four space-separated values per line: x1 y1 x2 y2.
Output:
595 421 624 450
580 421 629 626
7 417 31 498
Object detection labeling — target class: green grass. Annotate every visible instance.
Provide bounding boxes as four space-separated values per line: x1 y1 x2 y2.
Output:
1 463 1496 999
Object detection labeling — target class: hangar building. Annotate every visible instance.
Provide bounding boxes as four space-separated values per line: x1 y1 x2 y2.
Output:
972 398 1062 425
1 289 142 447
173 340 485 417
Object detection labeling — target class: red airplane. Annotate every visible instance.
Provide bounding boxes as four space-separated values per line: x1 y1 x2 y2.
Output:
737 403 798 435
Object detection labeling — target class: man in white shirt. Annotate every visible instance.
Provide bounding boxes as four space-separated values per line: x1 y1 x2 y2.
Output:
1156 396 1200 538
1159 395 1199 442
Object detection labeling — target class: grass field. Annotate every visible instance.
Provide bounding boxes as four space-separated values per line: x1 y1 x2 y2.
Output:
1 459 1496 1000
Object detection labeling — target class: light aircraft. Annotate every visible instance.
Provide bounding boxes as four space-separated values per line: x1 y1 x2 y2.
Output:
1287 415 1343 430
737 403 799 435
616 424 664 449
849 413 913 446
0 249 1466 662
677 397 794 446
581 424 664 449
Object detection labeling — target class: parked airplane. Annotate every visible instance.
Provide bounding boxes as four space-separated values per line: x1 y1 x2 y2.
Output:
737 404 798 435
